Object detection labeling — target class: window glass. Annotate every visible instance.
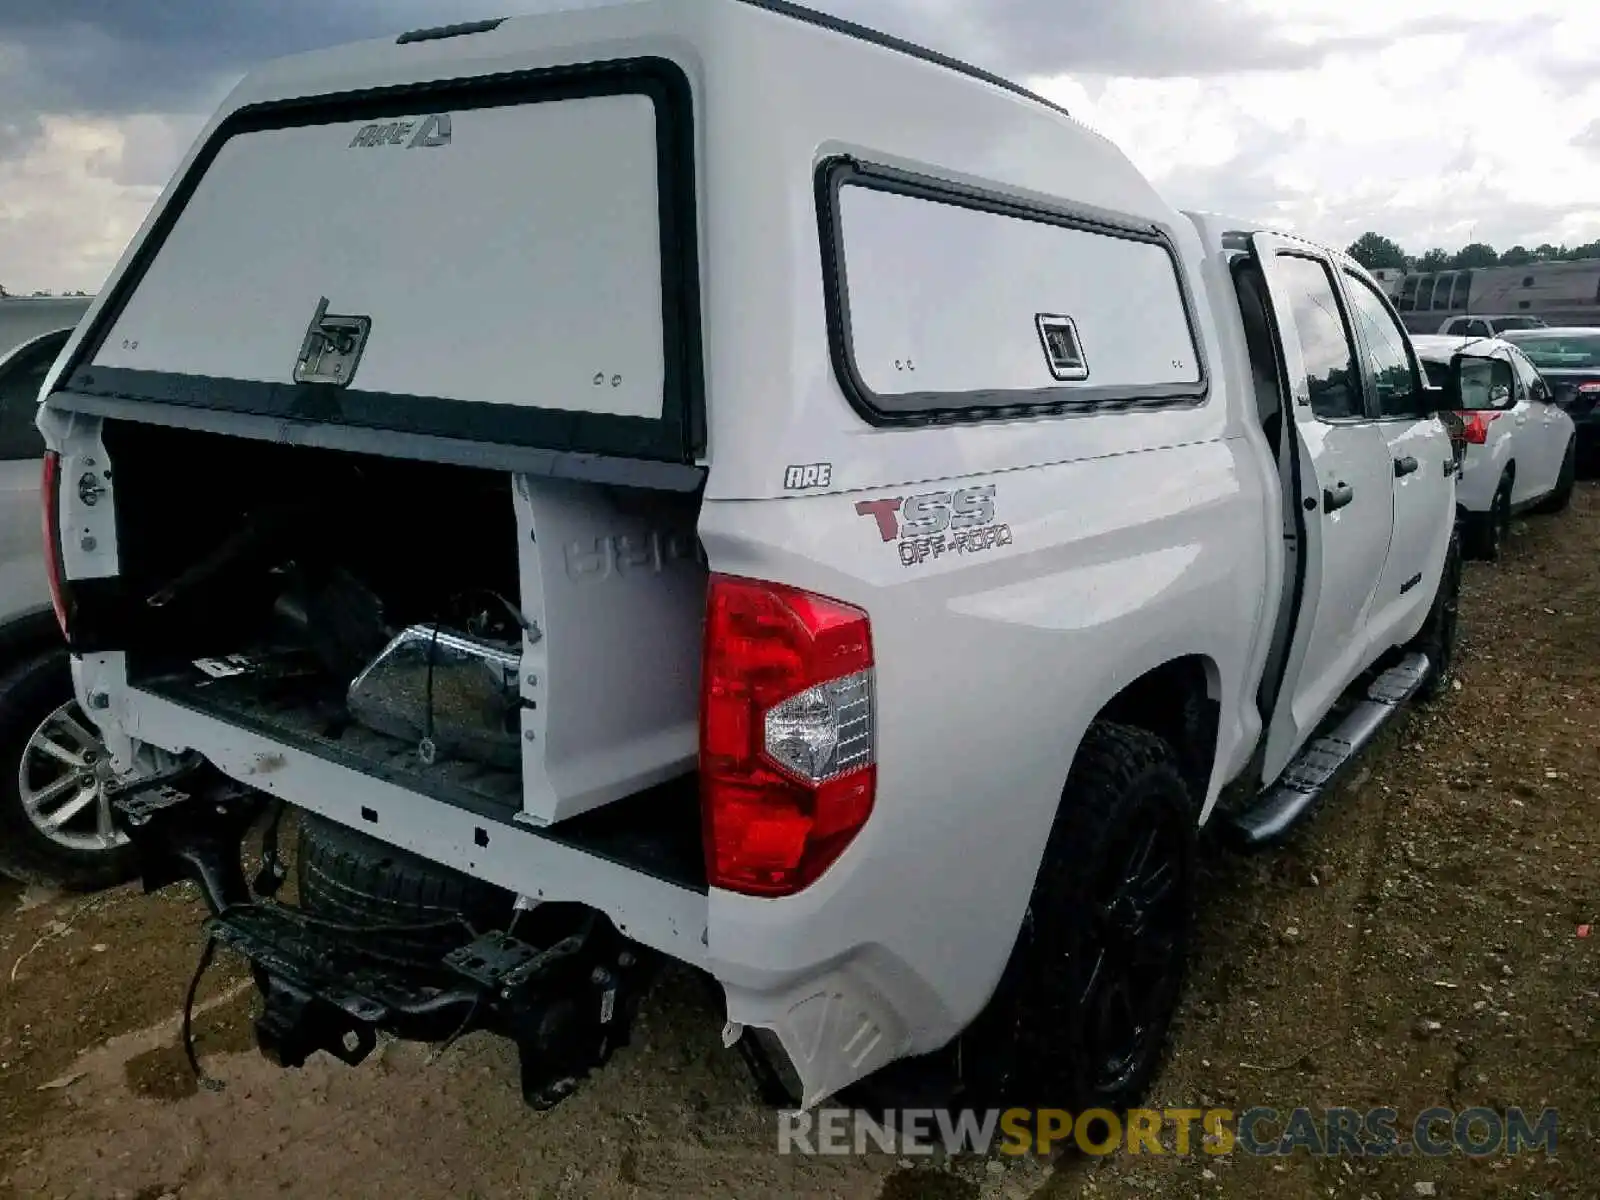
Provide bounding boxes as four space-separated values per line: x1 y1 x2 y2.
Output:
1432 272 1457 311
834 182 1202 411
1397 276 1418 312
1344 273 1418 417
1273 256 1362 421
1503 333 1600 370
0 329 69 461
1450 271 1473 309
1507 349 1544 399
1465 320 1491 338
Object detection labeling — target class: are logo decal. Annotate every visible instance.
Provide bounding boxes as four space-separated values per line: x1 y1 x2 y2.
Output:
784 463 834 491
855 484 1014 567
349 113 453 149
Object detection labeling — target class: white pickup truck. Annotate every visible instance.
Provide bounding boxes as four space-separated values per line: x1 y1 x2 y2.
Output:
37 0 1514 1115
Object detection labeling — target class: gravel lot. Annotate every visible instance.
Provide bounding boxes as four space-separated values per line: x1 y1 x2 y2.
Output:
2 482 1596 1200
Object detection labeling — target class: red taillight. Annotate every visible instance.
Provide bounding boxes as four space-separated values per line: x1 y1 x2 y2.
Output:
700 575 876 897
1458 411 1502 445
41 451 70 638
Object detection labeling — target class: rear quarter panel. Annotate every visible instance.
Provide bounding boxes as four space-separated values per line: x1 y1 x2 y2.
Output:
699 430 1272 1053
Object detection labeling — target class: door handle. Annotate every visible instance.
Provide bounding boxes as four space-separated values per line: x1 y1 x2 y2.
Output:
1323 482 1354 513
1393 455 1419 478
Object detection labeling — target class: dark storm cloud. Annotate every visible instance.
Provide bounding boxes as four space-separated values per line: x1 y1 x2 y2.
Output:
819 0 1486 81
0 0 1501 129
0 0 468 119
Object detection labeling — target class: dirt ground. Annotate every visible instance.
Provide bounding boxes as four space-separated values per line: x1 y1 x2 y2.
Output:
1 483 1596 1200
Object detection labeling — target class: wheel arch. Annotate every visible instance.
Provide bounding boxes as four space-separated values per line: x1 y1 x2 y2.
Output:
1091 654 1222 809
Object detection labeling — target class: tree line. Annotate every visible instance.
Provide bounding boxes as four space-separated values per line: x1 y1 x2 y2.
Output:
0 286 91 298
1347 232 1600 274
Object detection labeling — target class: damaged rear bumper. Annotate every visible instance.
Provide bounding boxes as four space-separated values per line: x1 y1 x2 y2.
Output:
108 763 652 1109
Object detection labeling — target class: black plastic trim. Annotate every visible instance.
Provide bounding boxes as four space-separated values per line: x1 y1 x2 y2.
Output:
737 0 1071 120
46 391 708 492
397 18 506 45
59 58 705 464
815 157 1210 427
1233 254 1309 782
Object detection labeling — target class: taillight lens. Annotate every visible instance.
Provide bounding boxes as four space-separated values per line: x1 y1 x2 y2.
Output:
1578 383 1600 395
1458 411 1502 445
41 451 70 637
700 575 876 897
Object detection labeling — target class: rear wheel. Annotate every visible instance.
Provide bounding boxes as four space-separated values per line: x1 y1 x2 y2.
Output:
957 722 1195 1112
1464 471 1512 562
0 650 136 891
1532 438 1576 515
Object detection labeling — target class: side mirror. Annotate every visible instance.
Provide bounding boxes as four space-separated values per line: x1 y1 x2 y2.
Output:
1433 353 1517 413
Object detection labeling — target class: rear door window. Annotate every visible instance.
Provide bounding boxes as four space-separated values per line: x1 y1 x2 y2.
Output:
1343 274 1419 418
1270 256 1363 421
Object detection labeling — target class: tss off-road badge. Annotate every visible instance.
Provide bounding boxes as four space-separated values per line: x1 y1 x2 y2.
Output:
856 484 1014 567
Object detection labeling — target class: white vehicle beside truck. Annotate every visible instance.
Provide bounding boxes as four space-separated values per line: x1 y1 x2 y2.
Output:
1413 334 1577 561
0 296 135 890
36 0 1515 1115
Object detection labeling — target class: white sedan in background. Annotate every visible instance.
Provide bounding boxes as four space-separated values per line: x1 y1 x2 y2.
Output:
1413 334 1577 561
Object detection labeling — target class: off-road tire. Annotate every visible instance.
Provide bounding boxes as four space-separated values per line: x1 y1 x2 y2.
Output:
1410 530 1463 703
0 649 137 891
957 722 1196 1114
296 811 515 960
1532 438 1576 515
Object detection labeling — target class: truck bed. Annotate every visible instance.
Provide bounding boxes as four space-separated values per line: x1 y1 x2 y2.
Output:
137 661 707 893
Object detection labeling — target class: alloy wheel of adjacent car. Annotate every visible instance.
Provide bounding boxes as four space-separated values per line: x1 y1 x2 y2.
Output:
1468 474 1513 563
19 698 126 855
0 650 138 891
1490 480 1511 559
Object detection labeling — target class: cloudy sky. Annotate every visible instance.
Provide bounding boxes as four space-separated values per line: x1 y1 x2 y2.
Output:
1 0 1597 293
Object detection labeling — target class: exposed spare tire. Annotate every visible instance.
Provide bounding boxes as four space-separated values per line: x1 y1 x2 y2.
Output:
295 810 515 961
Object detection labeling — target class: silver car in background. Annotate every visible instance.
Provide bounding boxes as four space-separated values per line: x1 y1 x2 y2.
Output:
0 296 134 889
1413 334 1577 561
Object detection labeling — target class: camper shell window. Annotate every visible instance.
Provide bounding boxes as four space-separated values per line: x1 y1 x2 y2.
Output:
816 159 1207 425
56 59 705 464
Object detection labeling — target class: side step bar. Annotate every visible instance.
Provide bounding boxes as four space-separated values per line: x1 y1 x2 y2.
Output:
1228 652 1431 848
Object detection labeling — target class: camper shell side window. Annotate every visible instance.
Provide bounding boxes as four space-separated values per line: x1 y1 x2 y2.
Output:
816 159 1209 425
